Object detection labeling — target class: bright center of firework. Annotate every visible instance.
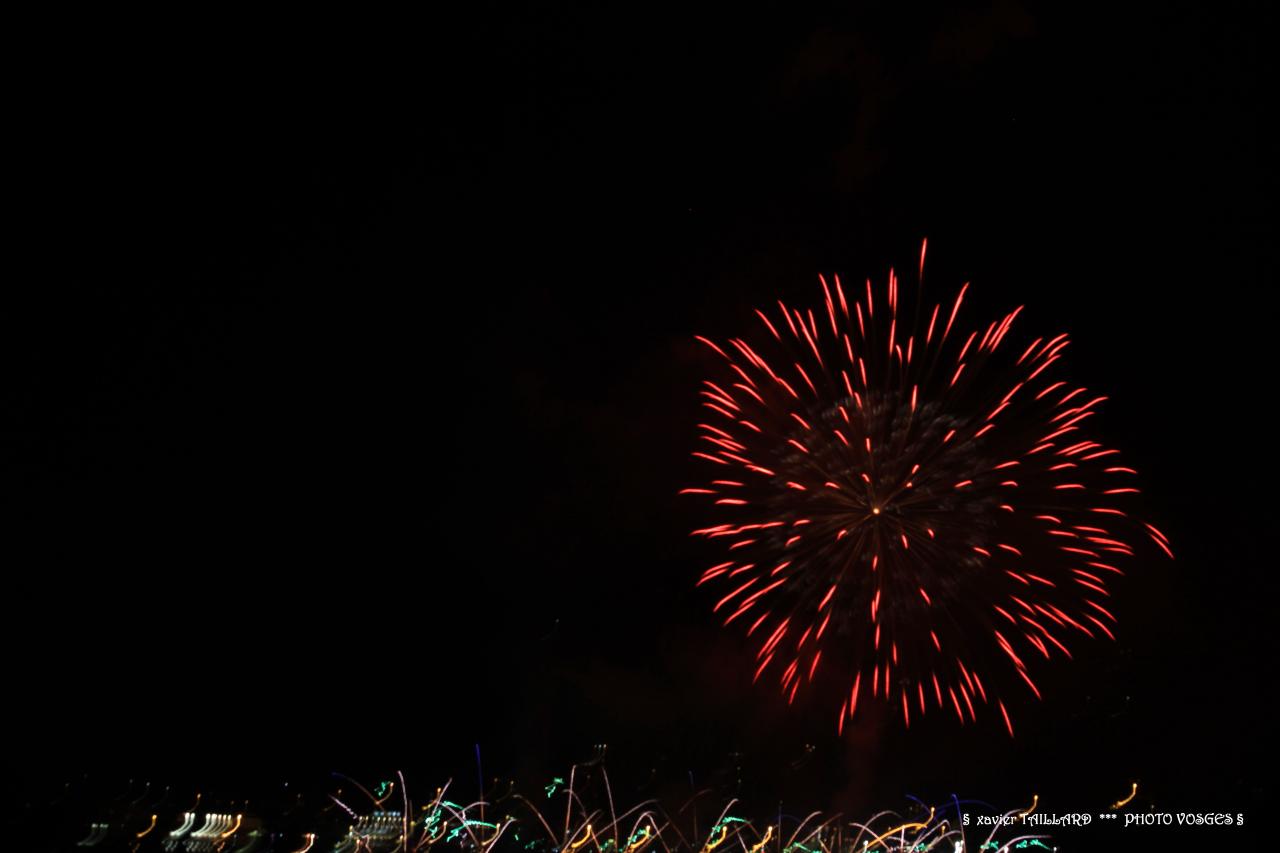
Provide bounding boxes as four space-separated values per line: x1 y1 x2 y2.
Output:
871 506 881 515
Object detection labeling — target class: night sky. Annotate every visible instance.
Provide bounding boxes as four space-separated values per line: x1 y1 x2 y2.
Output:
5 1 1270 821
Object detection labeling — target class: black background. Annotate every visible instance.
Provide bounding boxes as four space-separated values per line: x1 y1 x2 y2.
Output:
5 0 1271 822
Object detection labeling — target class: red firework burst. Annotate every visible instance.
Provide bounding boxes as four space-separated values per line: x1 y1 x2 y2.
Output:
683 240 1172 736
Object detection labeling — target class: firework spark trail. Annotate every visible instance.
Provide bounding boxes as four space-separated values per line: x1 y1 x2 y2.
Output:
684 241 1171 735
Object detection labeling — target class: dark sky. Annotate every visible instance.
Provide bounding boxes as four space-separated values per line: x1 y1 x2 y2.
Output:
5 1 1271 818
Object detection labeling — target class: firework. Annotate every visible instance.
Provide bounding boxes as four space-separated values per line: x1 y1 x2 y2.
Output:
35 768 1054 853
684 240 1171 735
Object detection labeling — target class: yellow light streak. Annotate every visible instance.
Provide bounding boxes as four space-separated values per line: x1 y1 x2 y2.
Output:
1112 783 1137 810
